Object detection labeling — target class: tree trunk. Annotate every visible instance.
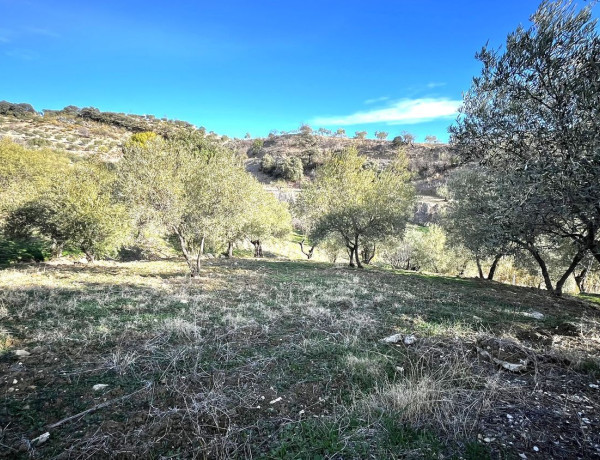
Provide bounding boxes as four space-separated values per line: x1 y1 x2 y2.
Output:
251 240 263 258
354 235 363 269
475 256 484 279
361 243 376 265
527 244 585 296
554 250 586 296
174 227 200 277
84 251 95 264
487 254 502 281
227 241 234 258
299 239 315 259
51 241 64 259
527 246 555 293
574 267 588 293
346 245 355 267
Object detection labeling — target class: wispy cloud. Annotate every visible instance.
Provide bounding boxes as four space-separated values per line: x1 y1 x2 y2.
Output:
426 82 446 89
0 28 11 43
5 48 37 60
312 98 461 126
364 96 389 105
25 27 59 38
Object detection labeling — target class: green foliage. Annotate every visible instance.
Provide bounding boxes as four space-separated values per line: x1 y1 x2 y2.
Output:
0 100 36 118
297 147 414 267
118 134 291 274
0 237 47 265
449 0 600 294
260 154 304 181
126 131 157 147
375 130 388 140
249 138 264 155
382 224 470 275
0 139 71 221
260 153 276 173
354 131 367 139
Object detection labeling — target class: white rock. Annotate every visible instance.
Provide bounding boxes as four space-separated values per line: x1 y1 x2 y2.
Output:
12 379 17 385
533 446 539 452
403 335 417 345
527 311 544 320
381 334 403 344
32 432 50 446
14 350 30 357
92 384 109 391
269 397 282 404
519 454 527 459
589 384 599 389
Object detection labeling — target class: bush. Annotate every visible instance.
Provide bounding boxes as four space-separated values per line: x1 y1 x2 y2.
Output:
0 101 37 118
249 139 264 156
260 154 276 173
261 155 304 181
276 156 304 181
0 237 47 265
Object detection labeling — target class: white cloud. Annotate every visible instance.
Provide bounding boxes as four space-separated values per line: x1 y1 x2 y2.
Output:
364 96 389 105
312 98 461 126
426 82 446 89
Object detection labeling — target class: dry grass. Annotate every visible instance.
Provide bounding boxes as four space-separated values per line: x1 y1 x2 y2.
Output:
0 258 599 458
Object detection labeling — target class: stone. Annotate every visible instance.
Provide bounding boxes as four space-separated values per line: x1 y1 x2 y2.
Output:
32 432 50 446
269 397 282 404
403 335 417 345
92 384 109 391
380 334 403 344
14 350 30 357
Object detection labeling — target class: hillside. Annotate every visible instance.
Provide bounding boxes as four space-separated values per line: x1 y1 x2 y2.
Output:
1 257 599 458
0 103 455 222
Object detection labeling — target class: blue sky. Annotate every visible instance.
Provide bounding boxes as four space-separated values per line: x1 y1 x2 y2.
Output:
0 0 557 141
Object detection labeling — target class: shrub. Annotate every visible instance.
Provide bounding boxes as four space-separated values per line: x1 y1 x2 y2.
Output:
276 156 304 181
260 154 276 173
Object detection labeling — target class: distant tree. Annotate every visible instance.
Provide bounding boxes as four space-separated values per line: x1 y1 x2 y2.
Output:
354 131 367 140
317 127 332 136
400 131 415 145
299 124 313 136
424 135 439 144
296 147 414 267
245 132 252 139
260 153 276 173
249 139 264 156
335 128 346 138
375 131 389 140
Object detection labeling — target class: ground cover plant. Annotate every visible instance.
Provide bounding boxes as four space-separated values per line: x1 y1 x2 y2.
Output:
1 257 599 459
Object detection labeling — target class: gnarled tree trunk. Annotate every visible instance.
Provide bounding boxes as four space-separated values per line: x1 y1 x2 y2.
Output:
299 239 315 259
251 240 263 258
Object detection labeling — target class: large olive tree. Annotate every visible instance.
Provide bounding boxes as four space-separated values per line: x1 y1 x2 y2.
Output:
450 0 600 295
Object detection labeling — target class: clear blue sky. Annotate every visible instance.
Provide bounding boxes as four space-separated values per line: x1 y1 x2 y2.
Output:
0 0 559 141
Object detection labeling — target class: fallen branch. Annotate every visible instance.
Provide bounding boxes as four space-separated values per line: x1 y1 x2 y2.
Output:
47 381 152 429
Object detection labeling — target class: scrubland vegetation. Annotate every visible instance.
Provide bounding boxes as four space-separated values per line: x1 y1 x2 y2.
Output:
1 0 600 458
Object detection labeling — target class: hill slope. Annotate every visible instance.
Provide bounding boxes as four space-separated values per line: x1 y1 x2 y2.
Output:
1 258 599 458
0 102 457 221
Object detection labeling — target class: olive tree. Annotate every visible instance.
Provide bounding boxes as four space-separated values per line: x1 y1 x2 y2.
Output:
7 162 129 262
296 147 414 267
450 0 600 295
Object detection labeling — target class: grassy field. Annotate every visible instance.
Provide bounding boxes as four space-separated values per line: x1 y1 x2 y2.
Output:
1 257 599 459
